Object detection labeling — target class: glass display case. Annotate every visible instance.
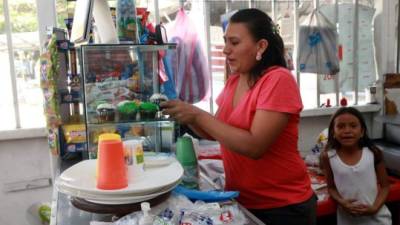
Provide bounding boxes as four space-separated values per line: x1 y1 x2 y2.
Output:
80 44 177 159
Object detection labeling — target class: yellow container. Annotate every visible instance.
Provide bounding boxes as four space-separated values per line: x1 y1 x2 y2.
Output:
98 133 121 143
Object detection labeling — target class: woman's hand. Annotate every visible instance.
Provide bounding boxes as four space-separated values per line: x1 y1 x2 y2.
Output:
161 100 203 125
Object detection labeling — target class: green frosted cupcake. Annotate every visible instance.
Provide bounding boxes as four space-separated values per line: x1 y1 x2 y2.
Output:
139 102 159 120
117 101 138 122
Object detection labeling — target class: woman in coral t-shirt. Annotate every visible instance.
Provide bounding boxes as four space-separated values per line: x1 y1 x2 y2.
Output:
162 8 316 225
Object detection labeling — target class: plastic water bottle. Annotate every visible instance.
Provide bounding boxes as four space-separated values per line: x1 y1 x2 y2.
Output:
139 202 154 225
176 137 199 189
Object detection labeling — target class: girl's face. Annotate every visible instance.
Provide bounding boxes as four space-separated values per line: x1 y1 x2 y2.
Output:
223 22 260 74
333 113 364 148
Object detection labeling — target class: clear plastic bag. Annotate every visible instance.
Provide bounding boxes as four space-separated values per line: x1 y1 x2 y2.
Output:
297 9 340 75
162 9 210 103
112 194 247 225
179 201 247 225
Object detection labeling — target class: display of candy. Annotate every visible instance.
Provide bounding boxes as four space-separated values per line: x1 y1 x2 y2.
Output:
40 34 62 130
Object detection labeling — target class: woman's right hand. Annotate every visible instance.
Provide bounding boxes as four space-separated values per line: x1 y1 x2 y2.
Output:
160 100 203 125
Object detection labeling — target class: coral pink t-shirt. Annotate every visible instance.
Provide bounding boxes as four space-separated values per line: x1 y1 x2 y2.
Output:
216 67 313 209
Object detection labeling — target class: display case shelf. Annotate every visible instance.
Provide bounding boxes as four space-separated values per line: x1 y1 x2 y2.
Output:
86 119 174 126
80 44 177 159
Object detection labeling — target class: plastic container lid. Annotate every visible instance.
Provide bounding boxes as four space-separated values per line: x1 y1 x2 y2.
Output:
98 133 121 143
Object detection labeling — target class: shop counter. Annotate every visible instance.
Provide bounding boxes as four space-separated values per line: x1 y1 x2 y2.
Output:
50 159 265 225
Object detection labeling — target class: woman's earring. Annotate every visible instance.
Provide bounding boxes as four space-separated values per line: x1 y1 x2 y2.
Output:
256 52 262 61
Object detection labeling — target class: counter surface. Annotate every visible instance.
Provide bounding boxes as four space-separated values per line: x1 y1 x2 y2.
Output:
50 159 265 225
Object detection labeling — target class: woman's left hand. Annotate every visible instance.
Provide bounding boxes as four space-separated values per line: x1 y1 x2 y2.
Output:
161 100 203 124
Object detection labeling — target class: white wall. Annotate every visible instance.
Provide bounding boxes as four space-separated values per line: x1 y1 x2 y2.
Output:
0 137 52 225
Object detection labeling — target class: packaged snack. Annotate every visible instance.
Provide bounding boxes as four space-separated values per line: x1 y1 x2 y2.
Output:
62 124 86 144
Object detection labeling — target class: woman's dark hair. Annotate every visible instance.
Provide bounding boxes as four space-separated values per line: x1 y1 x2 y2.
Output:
229 8 287 85
326 107 382 164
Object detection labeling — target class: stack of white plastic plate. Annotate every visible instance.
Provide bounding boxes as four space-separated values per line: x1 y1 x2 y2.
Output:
55 156 183 205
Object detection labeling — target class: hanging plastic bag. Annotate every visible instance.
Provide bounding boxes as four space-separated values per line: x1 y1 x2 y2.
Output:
297 9 339 75
162 9 210 103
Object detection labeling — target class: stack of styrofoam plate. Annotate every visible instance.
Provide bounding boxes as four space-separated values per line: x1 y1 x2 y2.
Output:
55 156 183 205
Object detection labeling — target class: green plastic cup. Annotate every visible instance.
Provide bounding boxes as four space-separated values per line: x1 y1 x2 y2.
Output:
176 137 196 163
176 137 199 189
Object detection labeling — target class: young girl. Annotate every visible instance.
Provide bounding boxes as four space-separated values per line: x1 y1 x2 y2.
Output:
320 107 392 225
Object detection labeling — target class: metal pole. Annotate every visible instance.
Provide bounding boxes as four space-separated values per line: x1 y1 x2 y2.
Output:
397 0 400 73
334 0 340 106
294 0 300 86
248 0 254 8
353 0 359 104
204 0 214 114
272 0 277 22
153 0 161 152
314 0 319 10
154 0 160 24
3 0 21 128
314 0 321 107
226 0 232 13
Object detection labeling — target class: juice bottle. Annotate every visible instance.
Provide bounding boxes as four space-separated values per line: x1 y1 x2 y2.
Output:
116 0 138 43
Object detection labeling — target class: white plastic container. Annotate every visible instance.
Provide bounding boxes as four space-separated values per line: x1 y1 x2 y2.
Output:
123 139 145 182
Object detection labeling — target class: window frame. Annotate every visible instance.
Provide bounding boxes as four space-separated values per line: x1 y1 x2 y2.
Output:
0 0 56 132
